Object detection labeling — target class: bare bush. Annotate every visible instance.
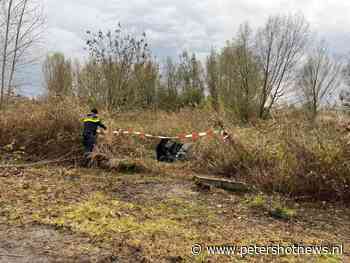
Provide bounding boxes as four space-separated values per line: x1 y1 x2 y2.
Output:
296 40 343 120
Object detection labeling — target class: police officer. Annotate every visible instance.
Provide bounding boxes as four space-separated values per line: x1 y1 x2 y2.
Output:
82 108 107 165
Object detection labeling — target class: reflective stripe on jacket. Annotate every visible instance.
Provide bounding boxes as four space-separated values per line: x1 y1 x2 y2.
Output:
82 113 107 136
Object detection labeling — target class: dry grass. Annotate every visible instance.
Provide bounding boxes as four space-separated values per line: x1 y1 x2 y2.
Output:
194 114 350 201
0 97 85 159
1 99 350 202
0 166 348 262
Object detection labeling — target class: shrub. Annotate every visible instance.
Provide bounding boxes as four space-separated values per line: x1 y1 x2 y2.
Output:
193 116 350 201
2 99 350 202
0 97 84 159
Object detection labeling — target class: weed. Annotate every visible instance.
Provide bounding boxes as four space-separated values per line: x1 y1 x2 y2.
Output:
270 205 297 220
248 195 267 209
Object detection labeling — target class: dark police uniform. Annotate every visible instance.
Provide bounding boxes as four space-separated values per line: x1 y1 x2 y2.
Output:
82 113 107 155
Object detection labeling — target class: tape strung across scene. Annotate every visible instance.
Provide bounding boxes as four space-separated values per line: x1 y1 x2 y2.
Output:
0 129 231 169
111 128 230 141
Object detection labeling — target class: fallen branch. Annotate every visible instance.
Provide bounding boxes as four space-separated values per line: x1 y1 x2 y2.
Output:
193 175 253 193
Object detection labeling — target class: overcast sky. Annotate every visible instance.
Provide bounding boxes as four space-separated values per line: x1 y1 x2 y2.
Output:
23 0 350 96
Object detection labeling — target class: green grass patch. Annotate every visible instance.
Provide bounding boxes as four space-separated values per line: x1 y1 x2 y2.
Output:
247 195 267 209
35 192 197 240
270 205 297 220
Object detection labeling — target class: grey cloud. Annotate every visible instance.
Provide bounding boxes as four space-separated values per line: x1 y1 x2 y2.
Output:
26 0 350 95
43 0 350 58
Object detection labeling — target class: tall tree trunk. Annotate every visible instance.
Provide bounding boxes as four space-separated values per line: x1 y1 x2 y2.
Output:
7 0 28 102
0 0 14 109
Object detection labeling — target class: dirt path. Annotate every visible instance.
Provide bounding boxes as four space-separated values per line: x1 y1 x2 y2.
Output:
0 166 349 262
0 226 88 263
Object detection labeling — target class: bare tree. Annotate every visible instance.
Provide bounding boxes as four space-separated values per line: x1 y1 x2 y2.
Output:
255 14 310 118
43 52 73 98
340 55 350 110
164 56 180 97
75 58 104 106
0 0 45 108
177 51 205 107
0 0 14 109
85 24 150 110
218 23 261 122
7 0 44 98
6 0 28 100
206 48 219 112
297 41 343 120
133 59 159 107
157 57 181 110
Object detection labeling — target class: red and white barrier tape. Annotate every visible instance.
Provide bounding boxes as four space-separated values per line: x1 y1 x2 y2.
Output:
112 128 228 141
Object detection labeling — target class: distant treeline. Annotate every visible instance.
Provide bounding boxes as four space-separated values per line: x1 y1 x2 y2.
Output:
43 14 350 122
